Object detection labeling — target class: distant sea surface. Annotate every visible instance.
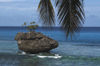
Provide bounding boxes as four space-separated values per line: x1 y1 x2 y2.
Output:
0 27 100 66
0 27 100 43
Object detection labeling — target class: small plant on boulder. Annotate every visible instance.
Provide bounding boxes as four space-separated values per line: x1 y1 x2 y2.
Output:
22 21 38 31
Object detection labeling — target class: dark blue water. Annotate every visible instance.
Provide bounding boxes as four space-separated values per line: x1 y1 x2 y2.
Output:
0 27 100 44
0 27 100 66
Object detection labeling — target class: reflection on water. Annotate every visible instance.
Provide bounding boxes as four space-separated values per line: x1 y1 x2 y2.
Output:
0 53 100 66
1 41 100 66
0 54 46 66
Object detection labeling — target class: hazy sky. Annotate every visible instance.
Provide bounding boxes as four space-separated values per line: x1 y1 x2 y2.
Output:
0 0 100 27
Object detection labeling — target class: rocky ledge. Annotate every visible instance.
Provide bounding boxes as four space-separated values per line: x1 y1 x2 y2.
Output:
15 31 58 54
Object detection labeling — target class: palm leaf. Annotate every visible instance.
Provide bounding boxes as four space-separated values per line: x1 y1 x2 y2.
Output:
38 0 55 26
56 0 85 37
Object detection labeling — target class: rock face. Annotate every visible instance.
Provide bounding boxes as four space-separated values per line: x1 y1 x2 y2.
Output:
15 31 58 54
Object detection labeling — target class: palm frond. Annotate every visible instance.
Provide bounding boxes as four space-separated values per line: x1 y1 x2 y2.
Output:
56 0 85 37
38 0 55 26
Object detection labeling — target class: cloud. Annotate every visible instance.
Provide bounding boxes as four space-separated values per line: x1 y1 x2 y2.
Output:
0 0 12 2
0 0 26 2
0 0 38 11
0 0 40 26
84 15 100 27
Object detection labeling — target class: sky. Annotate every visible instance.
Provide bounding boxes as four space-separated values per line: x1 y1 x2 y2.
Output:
0 0 100 27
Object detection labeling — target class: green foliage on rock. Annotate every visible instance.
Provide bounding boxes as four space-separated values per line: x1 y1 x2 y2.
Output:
22 21 38 31
22 22 27 26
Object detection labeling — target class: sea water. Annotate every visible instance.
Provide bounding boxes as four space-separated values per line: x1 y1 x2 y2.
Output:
0 27 100 66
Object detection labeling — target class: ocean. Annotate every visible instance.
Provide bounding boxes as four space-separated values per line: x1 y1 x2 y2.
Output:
0 27 100 66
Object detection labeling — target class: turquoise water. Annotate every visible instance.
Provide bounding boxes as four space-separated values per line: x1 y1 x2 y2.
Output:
0 27 100 66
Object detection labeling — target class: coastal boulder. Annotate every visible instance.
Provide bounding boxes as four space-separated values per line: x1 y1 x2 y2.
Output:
15 31 58 54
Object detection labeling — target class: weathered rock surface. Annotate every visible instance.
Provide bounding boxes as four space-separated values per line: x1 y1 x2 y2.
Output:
15 31 58 54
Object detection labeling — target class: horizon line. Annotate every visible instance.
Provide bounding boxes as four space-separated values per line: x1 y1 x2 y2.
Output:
0 26 100 28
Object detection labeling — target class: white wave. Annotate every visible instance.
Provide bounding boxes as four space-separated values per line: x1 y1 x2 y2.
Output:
37 54 62 59
18 51 26 55
22 52 26 55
